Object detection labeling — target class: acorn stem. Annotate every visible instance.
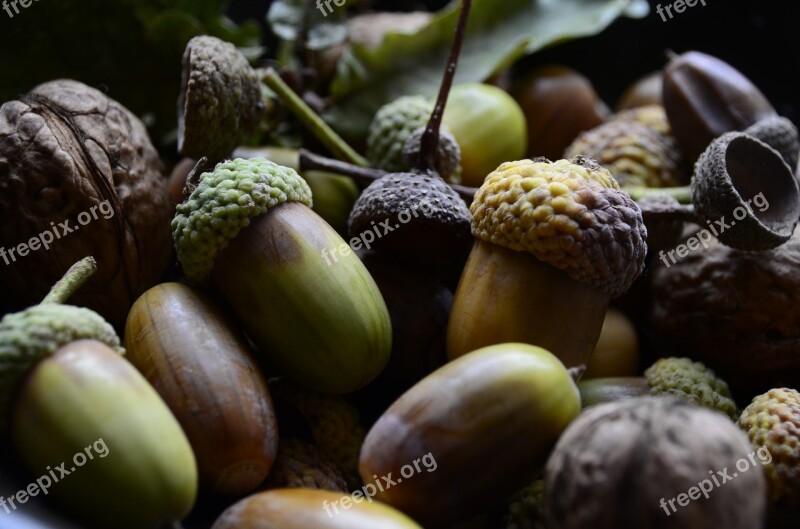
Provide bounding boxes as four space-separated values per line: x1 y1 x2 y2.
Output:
299 148 478 202
260 67 368 167
42 257 97 305
624 185 692 203
417 0 473 172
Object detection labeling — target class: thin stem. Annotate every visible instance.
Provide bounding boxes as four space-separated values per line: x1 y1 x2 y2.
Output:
42 257 97 305
261 68 368 167
624 185 692 204
300 149 478 202
417 0 473 172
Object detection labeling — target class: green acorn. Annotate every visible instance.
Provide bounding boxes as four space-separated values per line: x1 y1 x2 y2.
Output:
366 95 433 173
173 157 392 395
0 258 197 529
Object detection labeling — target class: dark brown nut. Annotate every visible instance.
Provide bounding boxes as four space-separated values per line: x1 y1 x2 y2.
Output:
651 224 800 399
663 50 777 163
0 79 171 328
510 65 609 161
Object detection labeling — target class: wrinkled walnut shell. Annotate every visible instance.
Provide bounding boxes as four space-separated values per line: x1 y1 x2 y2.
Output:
0 79 171 327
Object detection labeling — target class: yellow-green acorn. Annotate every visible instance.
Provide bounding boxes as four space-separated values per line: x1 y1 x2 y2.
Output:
172 158 392 394
447 157 647 368
0 258 197 529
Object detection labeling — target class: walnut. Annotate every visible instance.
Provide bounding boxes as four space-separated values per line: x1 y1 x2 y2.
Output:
0 79 171 327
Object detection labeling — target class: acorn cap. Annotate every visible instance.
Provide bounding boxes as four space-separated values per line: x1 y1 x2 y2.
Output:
262 438 348 492
692 132 800 250
172 158 313 284
644 357 737 420
402 126 463 184
744 115 800 171
347 172 471 262
0 304 123 431
737 388 800 522
178 36 265 161
611 104 672 135
470 157 647 298
366 95 433 172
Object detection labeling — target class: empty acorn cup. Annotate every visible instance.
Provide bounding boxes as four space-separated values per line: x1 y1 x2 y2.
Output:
693 131 800 251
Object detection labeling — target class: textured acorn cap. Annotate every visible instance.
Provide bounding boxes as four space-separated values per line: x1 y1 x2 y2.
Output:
470 157 647 298
366 96 433 172
564 119 686 187
693 132 800 250
347 172 471 262
503 479 545 529
172 158 313 284
178 36 265 161
644 357 737 420
0 304 123 432
611 104 672 135
271 380 365 490
402 127 463 184
744 116 800 171
262 438 348 492
737 388 800 525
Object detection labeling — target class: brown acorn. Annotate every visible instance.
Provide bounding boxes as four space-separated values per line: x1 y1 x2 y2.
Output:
663 51 777 162
510 65 609 161
124 282 280 496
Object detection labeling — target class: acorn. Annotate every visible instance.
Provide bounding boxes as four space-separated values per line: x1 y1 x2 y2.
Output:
359 343 581 525
510 65 609 161
663 50 777 163
1 258 197 529
544 397 766 529
447 157 648 368
615 70 663 111
172 157 391 395
583 308 639 379
442 83 528 187
579 357 738 420
124 282 280 496
743 115 800 172
211 488 422 529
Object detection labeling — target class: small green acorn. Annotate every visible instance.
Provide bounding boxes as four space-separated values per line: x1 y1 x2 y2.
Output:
0 258 198 529
173 157 392 395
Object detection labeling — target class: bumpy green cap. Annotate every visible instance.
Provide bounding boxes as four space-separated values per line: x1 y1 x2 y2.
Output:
366 95 433 172
471 157 647 298
172 158 313 284
0 304 123 432
645 357 738 420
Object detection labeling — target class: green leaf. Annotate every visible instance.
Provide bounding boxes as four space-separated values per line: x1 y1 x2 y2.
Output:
267 0 348 51
324 0 648 143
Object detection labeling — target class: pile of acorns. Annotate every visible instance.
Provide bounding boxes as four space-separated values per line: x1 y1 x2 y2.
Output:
0 4 799 529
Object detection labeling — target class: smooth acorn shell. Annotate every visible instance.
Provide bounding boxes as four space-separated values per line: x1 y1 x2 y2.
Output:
212 202 392 395
11 339 197 529
124 282 279 496
510 65 609 161
663 51 777 162
211 488 422 529
359 343 581 525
